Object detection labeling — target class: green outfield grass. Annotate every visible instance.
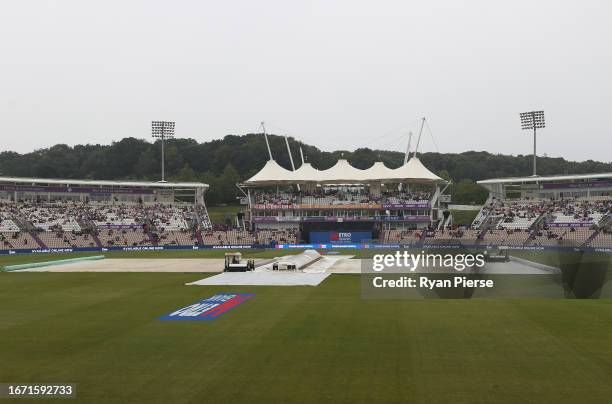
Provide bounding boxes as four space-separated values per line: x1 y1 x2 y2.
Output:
2 270 612 403
450 209 480 226
207 204 243 225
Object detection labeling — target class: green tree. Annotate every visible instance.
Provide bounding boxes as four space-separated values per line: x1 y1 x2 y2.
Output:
176 163 196 182
216 164 240 204
2 133 612 205
438 170 451 181
134 148 157 178
452 179 489 205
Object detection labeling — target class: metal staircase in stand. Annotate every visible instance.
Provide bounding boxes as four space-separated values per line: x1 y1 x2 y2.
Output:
8 212 46 249
196 204 213 230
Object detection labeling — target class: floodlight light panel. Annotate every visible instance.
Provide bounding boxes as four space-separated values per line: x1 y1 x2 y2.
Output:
151 120 176 137
163 123 175 137
519 110 545 130
152 121 163 135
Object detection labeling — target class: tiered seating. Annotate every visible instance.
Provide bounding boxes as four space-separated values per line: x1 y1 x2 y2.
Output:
0 200 230 249
97 228 153 247
0 203 20 231
202 230 255 245
256 229 298 244
550 213 604 226
529 227 595 247
384 191 431 204
424 229 481 244
0 232 39 250
489 201 544 230
423 229 456 245
503 229 532 245
146 204 192 231
38 232 71 248
254 193 298 205
590 231 612 248
90 204 143 227
383 229 422 244
548 199 610 226
158 230 197 246
416 227 605 247
500 216 537 230
480 198 612 230
37 231 97 249
427 229 481 241
0 218 19 232
479 229 509 245
470 198 612 247
19 204 83 231
254 190 433 206
63 233 97 248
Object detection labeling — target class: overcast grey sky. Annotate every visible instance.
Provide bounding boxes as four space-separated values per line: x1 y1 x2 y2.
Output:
1 0 610 161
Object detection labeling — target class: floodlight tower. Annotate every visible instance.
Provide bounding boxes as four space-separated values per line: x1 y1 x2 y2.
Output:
519 111 545 176
151 121 175 182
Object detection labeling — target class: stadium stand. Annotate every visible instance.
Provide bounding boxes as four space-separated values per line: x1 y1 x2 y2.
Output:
0 199 277 249
1 169 612 251
0 174 229 250
1 196 611 249
253 190 433 206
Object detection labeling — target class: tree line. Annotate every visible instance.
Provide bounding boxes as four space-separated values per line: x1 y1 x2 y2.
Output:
1 134 610 205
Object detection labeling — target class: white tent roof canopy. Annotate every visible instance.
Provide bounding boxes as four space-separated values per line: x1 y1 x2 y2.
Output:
244 157 444 186
316 159 368 183
243 159 293 185
390 157 444 182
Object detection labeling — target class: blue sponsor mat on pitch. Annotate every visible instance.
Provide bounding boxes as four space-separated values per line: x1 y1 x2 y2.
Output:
158 293 254 321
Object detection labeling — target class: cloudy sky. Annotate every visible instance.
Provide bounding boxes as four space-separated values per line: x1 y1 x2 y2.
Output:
1 0 610 161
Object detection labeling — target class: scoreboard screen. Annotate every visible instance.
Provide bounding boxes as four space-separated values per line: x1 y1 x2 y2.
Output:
310 231 372 244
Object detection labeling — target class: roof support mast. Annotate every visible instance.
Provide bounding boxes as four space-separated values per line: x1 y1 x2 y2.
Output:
261 121 273 161
284 135 296 172
413 117 426 158
404 131 413 164
284 135 300 191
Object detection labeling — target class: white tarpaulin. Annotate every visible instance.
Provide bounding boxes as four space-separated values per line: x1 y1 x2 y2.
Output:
185 251 347 286
186 271 331 286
